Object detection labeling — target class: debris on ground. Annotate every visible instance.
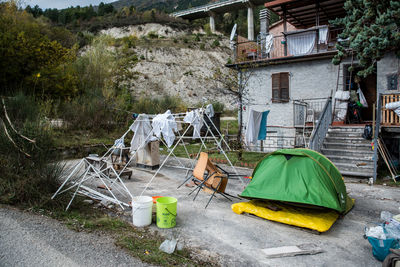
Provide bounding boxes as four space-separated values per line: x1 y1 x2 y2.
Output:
261 244 323 258
365 211 400 261
159 239 177 254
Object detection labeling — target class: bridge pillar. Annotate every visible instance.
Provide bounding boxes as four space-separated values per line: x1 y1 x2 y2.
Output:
209 13 216 33
247 7 254 41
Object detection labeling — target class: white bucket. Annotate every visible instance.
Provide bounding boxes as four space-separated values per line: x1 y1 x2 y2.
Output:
131 196 153 227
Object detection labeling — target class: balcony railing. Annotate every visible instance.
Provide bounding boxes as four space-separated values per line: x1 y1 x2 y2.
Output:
233 27 342 63
381 93 400 126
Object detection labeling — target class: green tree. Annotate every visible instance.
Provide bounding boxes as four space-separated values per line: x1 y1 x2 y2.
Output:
332 0 400 77
0 2 78 98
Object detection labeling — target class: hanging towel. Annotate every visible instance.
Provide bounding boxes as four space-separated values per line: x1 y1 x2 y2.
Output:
257 110 270 140
318 26 329 44
287 31 316 56
245 109 269 146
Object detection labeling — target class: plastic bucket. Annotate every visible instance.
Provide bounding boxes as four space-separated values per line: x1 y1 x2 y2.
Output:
156 197 177 228
132 196 153 227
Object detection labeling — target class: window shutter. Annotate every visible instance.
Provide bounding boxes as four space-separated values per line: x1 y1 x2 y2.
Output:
272 73 280 102
280 72 289 102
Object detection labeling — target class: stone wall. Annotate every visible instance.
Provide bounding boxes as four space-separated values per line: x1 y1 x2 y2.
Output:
377 51 399 93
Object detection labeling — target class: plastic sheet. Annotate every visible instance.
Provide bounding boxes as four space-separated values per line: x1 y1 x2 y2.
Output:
232 200 341 232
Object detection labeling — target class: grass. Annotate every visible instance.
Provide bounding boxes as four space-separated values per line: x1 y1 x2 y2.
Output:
52 129 117 148
160 143 266 167
220 119 239 135
35 199 218 266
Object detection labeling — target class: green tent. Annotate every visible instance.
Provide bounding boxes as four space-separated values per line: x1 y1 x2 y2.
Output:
240 148 353 214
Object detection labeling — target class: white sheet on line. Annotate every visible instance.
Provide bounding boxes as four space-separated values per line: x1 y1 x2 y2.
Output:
130 114 154 152
245 109 263 147
184 109 203 139
287 31 316 56
318 26 329 44
152 110 178 147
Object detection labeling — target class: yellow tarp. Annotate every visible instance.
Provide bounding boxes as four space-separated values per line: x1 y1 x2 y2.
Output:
232 200 344 232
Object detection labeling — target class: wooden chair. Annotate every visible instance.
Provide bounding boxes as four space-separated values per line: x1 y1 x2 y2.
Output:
182 152 233 208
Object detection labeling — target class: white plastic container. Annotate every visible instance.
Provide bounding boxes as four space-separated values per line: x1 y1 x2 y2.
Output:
131 196 153 227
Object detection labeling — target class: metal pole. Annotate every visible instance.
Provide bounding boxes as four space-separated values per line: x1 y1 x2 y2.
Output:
372 94 382 182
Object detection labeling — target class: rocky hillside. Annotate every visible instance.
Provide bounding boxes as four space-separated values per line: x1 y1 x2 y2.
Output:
100 23 237 109
110 0 210 12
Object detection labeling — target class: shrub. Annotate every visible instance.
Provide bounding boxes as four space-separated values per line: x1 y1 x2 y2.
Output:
0 93 63 207
147 31 158 39
132 95 187 114
211 39 220 47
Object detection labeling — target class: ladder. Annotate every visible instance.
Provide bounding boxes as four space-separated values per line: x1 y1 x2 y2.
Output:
303 106 315 148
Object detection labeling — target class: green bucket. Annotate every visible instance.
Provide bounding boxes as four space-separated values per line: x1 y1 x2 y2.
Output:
156 197 177 228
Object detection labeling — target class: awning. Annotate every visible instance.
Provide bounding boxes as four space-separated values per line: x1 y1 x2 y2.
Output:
265 0 346 28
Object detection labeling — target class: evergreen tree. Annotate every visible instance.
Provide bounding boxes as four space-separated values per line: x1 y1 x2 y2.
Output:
332 0 400 77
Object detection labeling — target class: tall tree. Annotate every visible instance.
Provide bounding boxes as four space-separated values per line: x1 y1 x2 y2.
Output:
332 0 400 77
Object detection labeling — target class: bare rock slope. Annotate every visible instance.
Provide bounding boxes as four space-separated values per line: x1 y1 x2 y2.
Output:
101 24 237 109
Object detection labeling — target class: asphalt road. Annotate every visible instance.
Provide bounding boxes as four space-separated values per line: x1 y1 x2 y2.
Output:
0 206 149 267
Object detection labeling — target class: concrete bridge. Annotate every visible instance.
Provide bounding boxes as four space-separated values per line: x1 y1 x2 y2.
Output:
171 0 268 41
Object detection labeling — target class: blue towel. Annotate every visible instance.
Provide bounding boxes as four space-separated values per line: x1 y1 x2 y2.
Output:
257 110 269 140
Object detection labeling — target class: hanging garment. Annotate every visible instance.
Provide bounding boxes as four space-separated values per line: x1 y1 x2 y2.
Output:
318 26 329 44
287 31 316 56
257 110 270 140
130 114 154 152
265 34 274 54
184 109 203 139
205 104 215 118
245 109 269 146
152 110 178 147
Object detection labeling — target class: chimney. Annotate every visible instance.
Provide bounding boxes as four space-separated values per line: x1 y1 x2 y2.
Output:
259 9 270 34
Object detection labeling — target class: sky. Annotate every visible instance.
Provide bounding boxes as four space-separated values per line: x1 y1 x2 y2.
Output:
23 0 115 9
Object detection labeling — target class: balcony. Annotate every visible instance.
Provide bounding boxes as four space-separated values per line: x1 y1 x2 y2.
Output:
233 26 342 64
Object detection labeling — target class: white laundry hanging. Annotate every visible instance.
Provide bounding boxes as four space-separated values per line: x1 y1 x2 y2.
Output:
184 109 203 139
265 34 274 54
318 26 329 44
245 109 263 146
287 31 316 56
130 114 154 152
152 110 178 147
205 104 215 118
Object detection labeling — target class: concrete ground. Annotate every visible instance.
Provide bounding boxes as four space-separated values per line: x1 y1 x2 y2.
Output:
61 157 400 266
0 206 149 267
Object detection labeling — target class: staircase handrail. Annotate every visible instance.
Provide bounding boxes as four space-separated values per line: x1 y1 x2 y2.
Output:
309 97 332 151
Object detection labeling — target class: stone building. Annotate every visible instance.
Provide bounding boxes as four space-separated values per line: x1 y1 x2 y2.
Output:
227 0 399 179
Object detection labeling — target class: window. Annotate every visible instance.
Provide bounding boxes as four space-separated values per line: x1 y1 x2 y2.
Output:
272 72 289 102
387 74 398 91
